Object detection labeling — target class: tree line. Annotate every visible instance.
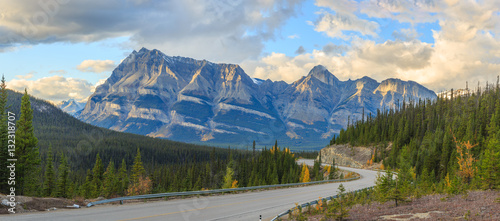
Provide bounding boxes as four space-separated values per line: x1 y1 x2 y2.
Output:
0 78 340 198
331 77 500 192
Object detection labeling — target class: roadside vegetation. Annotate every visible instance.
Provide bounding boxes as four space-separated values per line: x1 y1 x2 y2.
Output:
285 79 500 220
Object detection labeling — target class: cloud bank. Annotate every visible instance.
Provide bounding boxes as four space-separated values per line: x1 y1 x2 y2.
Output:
246 0 500 92
0 0 304 64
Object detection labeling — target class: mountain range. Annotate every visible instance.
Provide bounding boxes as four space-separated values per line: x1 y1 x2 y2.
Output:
57 99 86 116
76 48 437 148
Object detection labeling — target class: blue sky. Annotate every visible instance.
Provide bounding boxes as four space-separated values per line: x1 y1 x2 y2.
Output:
1 0 499 102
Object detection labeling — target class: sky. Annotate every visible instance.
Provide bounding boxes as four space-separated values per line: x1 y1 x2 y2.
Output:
1 0 500 103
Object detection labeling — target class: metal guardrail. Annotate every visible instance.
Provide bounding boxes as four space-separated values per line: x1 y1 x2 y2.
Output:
271 186 374 221
87 176 359 207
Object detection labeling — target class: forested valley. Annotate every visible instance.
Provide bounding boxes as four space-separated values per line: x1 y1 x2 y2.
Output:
0 79 335 199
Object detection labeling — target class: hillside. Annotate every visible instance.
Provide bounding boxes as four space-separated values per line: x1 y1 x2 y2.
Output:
332 80 500 189
6 90 230 175
78 48 436 148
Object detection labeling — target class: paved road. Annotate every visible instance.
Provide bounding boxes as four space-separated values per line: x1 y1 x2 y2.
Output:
2 159 379 221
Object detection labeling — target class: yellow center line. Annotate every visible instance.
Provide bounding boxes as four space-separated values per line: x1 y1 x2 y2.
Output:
118 185 337 221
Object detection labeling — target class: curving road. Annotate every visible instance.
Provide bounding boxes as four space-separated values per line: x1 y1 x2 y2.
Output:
2 159 379 221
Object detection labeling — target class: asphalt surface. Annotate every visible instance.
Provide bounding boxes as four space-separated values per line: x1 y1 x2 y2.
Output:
2 159 380 221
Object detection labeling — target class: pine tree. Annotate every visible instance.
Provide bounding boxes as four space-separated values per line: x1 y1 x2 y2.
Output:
91 153 104 197
329 158 338 180
82 169 93 199
102 160 117 198
130 148 146 184
326 183 350 221
117 159 129 195
15 89 40 196
252 140 256 156
43 146 56 197
56 152 69 198
387 179 406 207
480 138 500 189
0 75 9 193
127 148 150 195
313 152 322 180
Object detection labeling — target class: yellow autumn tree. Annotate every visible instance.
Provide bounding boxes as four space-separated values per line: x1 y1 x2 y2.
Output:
300 163 310 183
453 135 477 184
231 180 238 188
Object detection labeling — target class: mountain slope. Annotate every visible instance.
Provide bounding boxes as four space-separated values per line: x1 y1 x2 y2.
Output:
6 89 228 173
79 48 437 148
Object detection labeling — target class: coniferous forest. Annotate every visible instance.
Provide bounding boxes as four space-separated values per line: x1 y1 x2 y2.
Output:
331 78 500 192
0 78 335 199
285 79 500 220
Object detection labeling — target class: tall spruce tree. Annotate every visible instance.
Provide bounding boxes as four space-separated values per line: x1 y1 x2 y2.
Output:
130 148 146 184
15 89 40 196
91 153 104 197
117 158 129 195
43 146 56 196
0 76 9 193
102 160 117 198
56 152 69 198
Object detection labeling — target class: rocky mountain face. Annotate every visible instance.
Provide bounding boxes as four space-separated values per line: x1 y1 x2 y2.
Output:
79 48 437 148
57 99 86 116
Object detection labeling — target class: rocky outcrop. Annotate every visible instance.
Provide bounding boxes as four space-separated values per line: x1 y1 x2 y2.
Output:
318 144 373 168
79 48 437 147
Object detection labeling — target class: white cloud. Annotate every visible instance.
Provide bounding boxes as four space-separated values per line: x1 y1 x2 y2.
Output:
242 0 500 92
392 28 420 41
315 0 358 14
77 60 116 73
245 39 433 84
359 0 443 24
312 11 379 39
8 76 95 103
0 0 305 64
15 72 35 79
288 34 300 39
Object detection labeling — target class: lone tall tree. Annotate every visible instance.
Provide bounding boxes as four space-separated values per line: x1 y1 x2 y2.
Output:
56 152 70 198
0 76 9 193
128 148 151 195
43 146 56 197
16 89 40 195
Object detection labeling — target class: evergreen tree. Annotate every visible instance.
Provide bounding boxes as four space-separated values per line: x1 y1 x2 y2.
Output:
480 138 500 189
82 169 92 199
0 76 9 193
43 146 56 197
329 158 338 180
252 140 256 156
117 159 129 195
127 148 151 195
313 152 322 180
91 153 104 197
56 152 69 198
326 183 350 221
387 179 406 207
15 89 40 196
102 160 117 198
130 148 146 184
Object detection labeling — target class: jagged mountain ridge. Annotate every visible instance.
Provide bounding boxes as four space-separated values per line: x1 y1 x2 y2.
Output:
79 48 437 148
57 99 86 117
